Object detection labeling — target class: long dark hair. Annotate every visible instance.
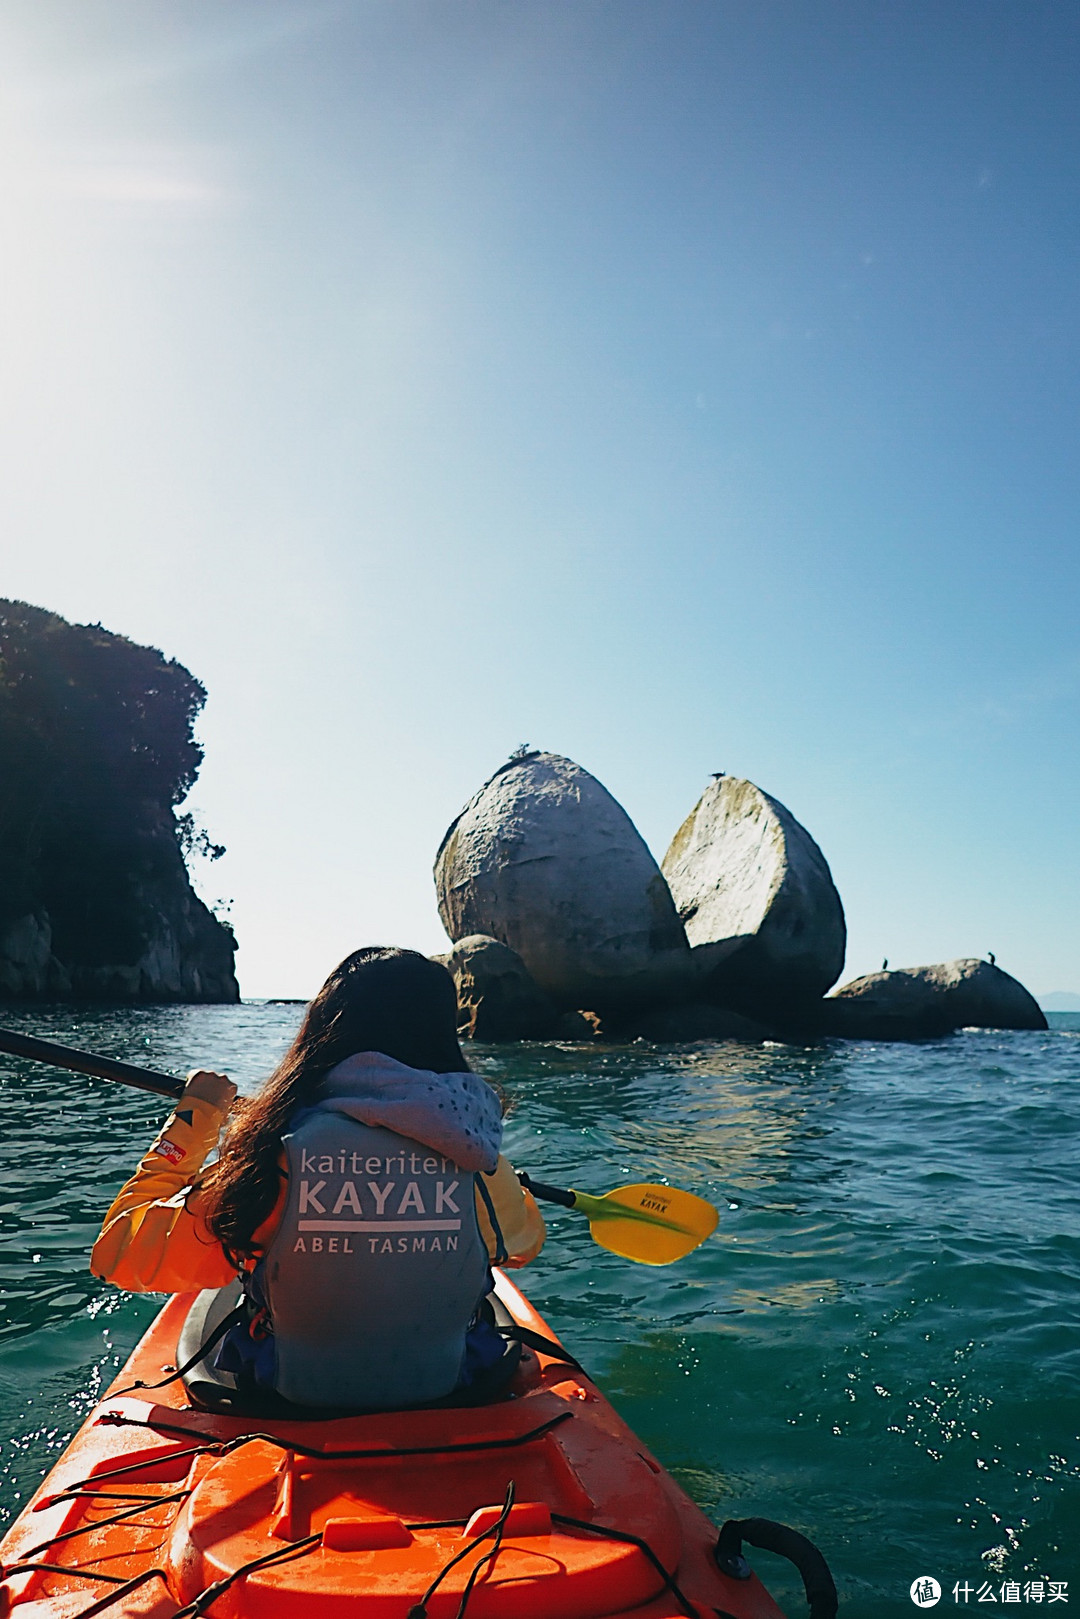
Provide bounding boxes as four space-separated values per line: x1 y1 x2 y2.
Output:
201 947 469 1265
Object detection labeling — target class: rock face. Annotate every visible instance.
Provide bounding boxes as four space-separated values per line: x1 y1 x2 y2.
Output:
662 775 846 1008
435 752 690 1014
822 959 1047 1040
437 935 560 1040
0 599 238 1003
0 866 237 1003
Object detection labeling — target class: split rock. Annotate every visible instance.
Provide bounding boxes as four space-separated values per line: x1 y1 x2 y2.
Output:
435 752 690 1014
822 959 1047 1040
662 775 846 1006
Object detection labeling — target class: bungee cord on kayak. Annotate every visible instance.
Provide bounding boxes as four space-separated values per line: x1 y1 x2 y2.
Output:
94 1405 574 1458
2 1436 709 1619
406 1482 517 1619
0 1285 835 1618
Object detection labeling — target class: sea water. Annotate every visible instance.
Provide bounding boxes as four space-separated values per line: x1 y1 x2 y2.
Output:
1 1004 1077 1616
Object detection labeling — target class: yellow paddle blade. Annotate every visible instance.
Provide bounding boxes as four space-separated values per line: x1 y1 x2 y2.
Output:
571 1183 719 1266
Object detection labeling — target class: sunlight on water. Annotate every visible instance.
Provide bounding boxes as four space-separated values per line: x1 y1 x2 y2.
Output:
1 1006 1077 1614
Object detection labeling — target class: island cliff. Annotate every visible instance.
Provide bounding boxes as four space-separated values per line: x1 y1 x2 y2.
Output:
0 600 238 1002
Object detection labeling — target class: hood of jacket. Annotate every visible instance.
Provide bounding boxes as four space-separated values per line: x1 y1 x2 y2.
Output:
315 1051 502 1174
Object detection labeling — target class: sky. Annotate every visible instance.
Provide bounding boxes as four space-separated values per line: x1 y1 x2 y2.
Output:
1 1 1077 1000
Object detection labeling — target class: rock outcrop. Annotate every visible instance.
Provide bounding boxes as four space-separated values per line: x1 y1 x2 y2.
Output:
0 871 237 1003
0 599 238 1003
432 754 1039 1047
436 935 560 1040
435 752 690 1015
662 774 846 1011
821 959 1047 1040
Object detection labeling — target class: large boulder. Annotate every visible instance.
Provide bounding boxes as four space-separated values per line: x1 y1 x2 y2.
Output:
436 935 560 1040
822 959 1048 1040
434 752 691 1014
661 775 846 1008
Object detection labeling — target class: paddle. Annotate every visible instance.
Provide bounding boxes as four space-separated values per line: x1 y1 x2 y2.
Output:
0 1026 183 1098
0 1027 720 1266
517 1171 718 1266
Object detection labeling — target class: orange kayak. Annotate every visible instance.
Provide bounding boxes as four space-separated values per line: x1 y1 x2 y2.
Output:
0 1272 798 1618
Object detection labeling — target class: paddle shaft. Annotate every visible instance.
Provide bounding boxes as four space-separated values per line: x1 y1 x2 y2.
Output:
516 1171 576 1209
0 1027 183 1100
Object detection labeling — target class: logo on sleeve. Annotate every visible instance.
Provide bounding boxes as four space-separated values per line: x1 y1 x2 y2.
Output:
153 1139 185 1165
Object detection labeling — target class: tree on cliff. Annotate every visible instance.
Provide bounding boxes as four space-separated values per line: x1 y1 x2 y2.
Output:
0 599 238 1000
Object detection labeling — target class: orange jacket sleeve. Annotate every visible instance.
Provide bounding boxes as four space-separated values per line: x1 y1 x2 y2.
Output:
90 1095 237 1294
475 1155 546 1268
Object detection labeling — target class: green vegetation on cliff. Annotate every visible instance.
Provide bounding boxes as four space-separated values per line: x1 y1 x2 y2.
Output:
0 600 238 1001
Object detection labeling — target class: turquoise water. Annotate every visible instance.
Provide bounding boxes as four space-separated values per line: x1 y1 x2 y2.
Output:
1 1005 1077 1616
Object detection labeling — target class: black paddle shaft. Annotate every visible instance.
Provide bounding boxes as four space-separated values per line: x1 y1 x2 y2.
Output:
0 1027 184 1100
517 1171 576 1209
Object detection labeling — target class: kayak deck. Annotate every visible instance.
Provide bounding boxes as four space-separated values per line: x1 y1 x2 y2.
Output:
0 1272 787 1618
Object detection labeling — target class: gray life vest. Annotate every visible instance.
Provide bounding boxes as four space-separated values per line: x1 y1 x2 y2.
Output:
261 1109 491 1409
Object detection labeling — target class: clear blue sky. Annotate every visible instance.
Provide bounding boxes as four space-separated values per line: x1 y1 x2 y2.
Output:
2 1 1077 999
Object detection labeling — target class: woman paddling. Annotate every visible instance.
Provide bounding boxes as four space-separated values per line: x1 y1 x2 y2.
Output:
91 947 545 1411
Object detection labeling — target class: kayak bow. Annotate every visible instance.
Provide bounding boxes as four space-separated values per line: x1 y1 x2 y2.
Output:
0 1273 794 1619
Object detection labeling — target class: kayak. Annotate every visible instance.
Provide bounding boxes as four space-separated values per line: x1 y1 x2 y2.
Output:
0 1271 793 1619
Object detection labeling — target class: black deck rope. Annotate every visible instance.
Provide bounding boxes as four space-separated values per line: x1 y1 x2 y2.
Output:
407 1481 516 1619
99 1406 572 1462
7 1470 705 1619
551 1513 699 1619
9 1411 574 1614
0 1561 128 1585
453 1489 518 1619
169 1532 323 1618
6 1399 702 1619
44 1441 226 1497
42 1488 186 1505
20 1492 189 1560
500 1322 587 1374
107 1304 246 1399
68 1569 173 1619
452 1486 515 1619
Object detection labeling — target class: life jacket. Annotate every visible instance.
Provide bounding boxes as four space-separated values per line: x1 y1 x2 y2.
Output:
238 1052 504 1411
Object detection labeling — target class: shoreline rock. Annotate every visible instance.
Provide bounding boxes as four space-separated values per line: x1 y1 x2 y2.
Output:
0 598 238 1004
821 959 1047 1040
0 836 238 1004
436 935 561 1040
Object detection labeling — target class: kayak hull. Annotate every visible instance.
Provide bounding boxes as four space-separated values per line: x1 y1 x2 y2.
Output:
0 1272 786 1618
